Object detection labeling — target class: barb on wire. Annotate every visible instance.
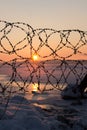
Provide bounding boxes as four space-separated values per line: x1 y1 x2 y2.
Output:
0 20 87 119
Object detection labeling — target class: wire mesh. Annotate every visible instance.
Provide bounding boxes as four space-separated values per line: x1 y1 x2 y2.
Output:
0 20 87 119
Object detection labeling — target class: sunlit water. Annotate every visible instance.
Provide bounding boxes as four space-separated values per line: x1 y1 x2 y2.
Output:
0 60 87 100
0 74 66 101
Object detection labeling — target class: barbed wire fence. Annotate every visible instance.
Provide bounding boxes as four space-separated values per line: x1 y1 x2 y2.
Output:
0 20 87 119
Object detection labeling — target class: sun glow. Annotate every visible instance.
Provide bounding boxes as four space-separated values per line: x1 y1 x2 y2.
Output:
32 54 38 61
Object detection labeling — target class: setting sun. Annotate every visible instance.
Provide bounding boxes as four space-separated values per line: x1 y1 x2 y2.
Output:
32 54 38 61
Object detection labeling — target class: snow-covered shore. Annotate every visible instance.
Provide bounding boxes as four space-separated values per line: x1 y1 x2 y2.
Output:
0 90 87 130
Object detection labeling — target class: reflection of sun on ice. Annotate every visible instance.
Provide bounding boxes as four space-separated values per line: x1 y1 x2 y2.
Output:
33 83 38 92
32 54 38 61
32 83 39 94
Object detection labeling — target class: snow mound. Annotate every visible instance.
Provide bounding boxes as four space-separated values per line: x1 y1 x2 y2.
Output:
61 86 81 99
0 91 87 130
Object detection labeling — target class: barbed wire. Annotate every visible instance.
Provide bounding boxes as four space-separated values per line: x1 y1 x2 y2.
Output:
0 20 87 119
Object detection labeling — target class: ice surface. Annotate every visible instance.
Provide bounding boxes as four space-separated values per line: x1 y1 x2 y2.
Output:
0 90 87 130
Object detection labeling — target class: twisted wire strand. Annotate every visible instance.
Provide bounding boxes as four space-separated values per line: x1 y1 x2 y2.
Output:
0 20 87 119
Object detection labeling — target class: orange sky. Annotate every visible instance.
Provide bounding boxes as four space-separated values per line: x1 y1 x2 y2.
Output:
0 34 87 61
0 24 87 61
0 0 87 61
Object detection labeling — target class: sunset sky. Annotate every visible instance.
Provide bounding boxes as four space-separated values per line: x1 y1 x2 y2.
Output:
0 0 87 30
0 0 87 60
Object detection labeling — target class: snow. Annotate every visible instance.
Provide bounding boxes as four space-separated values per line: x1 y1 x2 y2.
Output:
61 85 82 99
0 90 87 130
61 85 87 99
